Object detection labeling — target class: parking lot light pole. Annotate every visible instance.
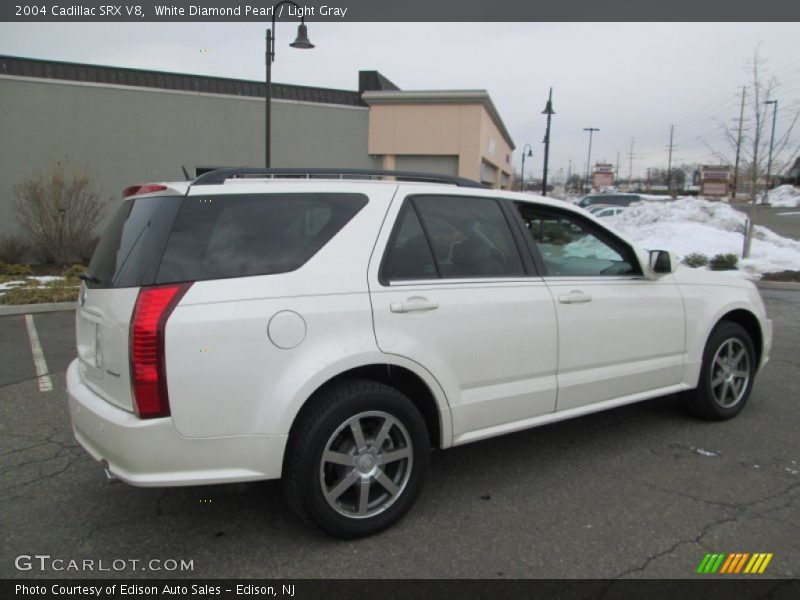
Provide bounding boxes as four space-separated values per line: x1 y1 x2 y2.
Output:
520 144 533 191
765 99 778 190
583 127 599 192
266 1 315 168
541 88 555 196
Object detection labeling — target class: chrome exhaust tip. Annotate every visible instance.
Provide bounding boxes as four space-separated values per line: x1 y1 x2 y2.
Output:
100 460 120 483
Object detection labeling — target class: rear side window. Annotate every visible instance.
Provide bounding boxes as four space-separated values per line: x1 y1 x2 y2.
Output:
381 202 438 281
155 193 367 283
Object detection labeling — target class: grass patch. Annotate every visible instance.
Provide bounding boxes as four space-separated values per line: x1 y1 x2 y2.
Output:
0 274 27 284
0 262 33 277
761 270 800 282
682 252 709 268
0 275 80 305
0 285 79 305
709 253 739 271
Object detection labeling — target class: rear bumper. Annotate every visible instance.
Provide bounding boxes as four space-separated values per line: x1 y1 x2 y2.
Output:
66 359 286 487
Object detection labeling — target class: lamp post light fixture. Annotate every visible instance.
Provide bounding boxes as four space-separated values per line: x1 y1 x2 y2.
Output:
520 144 533 191
265 1 315 168
583 127 599 192
765 99 778 190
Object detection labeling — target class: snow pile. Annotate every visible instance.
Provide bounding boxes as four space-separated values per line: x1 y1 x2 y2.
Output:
758 185 800 207
606 197 800 278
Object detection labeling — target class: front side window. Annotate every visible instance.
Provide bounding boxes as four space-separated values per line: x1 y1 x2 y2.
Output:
516 203 641 277
381 195 525 282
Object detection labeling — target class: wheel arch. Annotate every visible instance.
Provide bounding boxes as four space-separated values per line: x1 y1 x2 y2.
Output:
284 361 451 462
714 308 763 366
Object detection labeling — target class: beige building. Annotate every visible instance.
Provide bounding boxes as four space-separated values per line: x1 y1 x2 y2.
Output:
0 56 517 241
363 91 515 189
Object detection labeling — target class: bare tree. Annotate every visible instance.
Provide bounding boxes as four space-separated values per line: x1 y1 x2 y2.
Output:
11 160 107 265
704 49 800 257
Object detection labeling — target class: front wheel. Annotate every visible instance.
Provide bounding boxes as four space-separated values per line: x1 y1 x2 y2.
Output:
684 321 756 421
282 380 429 538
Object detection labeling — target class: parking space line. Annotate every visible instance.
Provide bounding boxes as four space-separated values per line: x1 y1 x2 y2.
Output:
24 314 53 392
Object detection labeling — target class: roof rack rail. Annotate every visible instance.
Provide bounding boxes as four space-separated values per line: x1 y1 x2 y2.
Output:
190 167 485 188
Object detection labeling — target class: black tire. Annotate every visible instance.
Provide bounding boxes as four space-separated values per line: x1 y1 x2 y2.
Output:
684 321 756 421
282 379 430 538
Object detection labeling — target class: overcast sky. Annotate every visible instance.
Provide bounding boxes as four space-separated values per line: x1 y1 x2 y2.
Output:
1 22 799 180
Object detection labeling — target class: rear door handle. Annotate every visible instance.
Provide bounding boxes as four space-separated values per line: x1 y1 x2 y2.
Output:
390 297 439 313
558 290 592 304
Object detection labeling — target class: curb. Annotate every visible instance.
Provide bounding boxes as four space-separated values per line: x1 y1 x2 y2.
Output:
0 301 77 317
755 281 800 291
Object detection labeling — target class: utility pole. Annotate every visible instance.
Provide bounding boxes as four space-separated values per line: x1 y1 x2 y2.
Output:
627 138 634 190
666 125 675 197
566 159 573 192
541 87 555 197
615 151 620 187
765 99 778 191
731 86 747 202
743 90 763 259
583 127 599 192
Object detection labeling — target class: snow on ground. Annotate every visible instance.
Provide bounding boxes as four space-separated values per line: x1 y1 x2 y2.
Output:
606 196 800 278
0 275 67 297
0 280 26 291
758 185 800 208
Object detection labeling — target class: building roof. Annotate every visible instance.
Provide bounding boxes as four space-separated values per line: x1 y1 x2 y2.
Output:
361 89 515 150
0 54 381 107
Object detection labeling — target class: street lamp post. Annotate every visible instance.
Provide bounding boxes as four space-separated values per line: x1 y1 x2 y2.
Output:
583 127 599 192
765 99 778 190
541 88 555 197
520 144 533 191
265 1 314 168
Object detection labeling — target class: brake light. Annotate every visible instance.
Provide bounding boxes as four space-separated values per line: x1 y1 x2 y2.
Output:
123 184 167 198
129 283 192 419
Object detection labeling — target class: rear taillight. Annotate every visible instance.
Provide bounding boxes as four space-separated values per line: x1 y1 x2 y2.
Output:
129 283 192 419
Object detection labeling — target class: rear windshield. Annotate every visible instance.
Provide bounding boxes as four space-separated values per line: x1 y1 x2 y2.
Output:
87 196 182 288
86 193 367 288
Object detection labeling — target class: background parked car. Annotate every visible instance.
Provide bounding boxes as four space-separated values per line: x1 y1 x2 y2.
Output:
577 193 643 208
593 206 626 218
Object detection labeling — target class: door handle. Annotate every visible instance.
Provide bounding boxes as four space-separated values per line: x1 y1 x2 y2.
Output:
558 290 592 304
390 297 439 313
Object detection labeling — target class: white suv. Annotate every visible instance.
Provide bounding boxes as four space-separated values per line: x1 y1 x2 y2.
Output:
68 168 772 538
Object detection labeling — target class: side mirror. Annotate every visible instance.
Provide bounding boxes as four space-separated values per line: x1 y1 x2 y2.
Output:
649 249 675 274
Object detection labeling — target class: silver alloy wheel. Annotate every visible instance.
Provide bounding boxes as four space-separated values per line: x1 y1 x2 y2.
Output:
710 337 750 408
319 410 413 519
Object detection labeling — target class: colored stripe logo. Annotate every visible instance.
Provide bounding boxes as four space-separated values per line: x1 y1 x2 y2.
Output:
696 552 773 574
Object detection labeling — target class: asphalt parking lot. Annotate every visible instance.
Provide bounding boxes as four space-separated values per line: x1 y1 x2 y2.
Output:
733 204 800 241
1 290 798 580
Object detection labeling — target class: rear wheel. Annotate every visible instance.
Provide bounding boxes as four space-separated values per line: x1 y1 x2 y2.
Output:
282 380 429 538
684 321 756 420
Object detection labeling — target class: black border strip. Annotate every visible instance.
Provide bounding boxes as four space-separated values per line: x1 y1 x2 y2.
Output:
2 0 798 22
4 578 799 600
